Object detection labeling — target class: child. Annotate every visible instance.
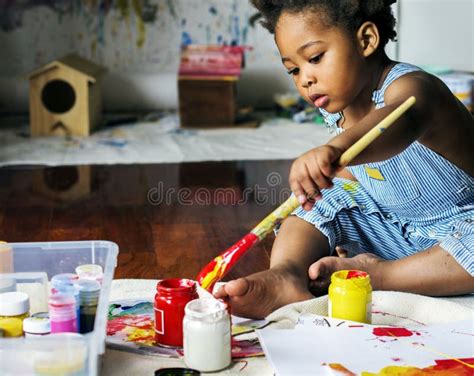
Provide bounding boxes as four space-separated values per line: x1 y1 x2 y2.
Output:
215 0 474 319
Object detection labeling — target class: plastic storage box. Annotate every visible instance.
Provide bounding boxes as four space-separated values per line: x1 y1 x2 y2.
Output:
0 241 118 376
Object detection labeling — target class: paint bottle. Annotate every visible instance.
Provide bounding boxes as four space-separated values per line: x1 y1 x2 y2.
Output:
75 264 104 285
0 241 13 273
183 298 231 372
51 273 80 331
48 293 78 333
0 291 30 337
154 278 199 347
328 270 372 324
51 273 79 290
32 311 50 319
23 316 51 337
75 279 100 334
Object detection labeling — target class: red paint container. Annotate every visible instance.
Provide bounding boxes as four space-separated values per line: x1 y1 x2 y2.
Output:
154 278 198 347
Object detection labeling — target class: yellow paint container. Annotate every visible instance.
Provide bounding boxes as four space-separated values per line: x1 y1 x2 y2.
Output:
0 292 30 337
328 270 372 324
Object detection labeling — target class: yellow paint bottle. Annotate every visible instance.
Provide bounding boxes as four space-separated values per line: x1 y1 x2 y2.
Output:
0 291 30 337
328 270 372 324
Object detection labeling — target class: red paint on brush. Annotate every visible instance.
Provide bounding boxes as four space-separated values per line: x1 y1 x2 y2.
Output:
196 232 259 291
372 327 417 337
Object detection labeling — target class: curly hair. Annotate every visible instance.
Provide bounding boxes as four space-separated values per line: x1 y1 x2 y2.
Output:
250 0 397 47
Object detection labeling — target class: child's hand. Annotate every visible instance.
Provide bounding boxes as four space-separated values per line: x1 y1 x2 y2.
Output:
289 145 343 210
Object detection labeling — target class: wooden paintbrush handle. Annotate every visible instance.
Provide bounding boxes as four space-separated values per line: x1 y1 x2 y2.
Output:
339 96 416 165
197 96 416 291
250 96 416 238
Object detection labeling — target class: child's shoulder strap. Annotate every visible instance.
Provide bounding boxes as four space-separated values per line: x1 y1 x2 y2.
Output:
372 62 422 108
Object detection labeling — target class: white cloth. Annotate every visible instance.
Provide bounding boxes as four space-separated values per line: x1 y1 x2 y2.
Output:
0 116 331 166
102 279 473 376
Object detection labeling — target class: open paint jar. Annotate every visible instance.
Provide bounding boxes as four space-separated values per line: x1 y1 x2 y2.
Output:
154 278 198 347
183 298 231 372
328 270 372 323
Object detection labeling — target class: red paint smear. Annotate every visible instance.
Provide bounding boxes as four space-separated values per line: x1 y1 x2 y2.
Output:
346 270 368 279
391 357 402 362
196 232 259 290
434 357 474 368
329 358 474 375
373 327 415 337
129 334 155 342
107 315 154 336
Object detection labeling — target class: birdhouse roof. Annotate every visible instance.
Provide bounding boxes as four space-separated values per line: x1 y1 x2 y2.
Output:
29 54 105 83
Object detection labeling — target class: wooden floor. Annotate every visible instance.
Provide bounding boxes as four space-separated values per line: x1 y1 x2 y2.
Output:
0 160 292 281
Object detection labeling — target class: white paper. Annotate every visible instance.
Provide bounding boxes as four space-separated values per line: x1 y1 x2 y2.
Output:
257 319 474 375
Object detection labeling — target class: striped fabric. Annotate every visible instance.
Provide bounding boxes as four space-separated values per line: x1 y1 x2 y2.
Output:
293 63 474 275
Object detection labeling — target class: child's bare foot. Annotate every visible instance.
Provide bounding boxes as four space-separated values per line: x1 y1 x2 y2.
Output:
308 252 383 293
214 266 314 319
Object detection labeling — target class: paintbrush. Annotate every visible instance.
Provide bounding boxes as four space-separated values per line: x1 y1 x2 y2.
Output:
196 96 416 292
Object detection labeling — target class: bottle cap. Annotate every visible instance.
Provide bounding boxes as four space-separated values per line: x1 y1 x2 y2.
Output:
48 293 77 320
0 278 17 294
75 264 103 275
51 273 79 288
76 264 104 285
75 279 101 306
23 316 51 334
32 311 50 319
0 291 30 316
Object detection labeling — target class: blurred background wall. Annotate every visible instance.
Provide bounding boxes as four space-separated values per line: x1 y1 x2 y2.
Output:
0 0 471 113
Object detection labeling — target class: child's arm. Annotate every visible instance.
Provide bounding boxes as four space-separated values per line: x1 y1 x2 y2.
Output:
290 73 447 210
369 246 473 296
382 247 474 296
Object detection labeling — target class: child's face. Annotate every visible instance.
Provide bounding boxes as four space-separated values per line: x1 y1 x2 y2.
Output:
275 10 367 113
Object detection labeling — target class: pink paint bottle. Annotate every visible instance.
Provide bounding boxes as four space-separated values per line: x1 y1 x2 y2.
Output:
48 293 78 333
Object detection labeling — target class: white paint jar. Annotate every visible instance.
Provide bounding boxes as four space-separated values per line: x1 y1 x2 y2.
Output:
183 298 231 372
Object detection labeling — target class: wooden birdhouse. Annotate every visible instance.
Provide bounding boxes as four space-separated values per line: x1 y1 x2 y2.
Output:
29 54 105 137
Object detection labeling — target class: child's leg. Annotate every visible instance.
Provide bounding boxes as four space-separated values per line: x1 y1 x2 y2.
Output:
214 215 330 319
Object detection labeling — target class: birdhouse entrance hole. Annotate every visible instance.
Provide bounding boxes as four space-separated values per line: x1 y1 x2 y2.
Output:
41 79 76 114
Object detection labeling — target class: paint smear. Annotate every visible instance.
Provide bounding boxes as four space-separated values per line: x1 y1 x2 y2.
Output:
131 0 145 47
327 363 357 375
373 327 420 338
362 358 474 375
107 314 154 336
329 358 474 376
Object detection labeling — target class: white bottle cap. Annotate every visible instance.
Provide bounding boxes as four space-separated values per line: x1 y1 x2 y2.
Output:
23 317 51 334
75 264 103 275
0 278 16 294
0 291 29 316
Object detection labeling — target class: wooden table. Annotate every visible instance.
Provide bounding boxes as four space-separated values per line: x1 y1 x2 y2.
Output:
0 160 292 281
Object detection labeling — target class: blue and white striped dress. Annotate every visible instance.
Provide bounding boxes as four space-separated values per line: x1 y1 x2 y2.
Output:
293 63 474 275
